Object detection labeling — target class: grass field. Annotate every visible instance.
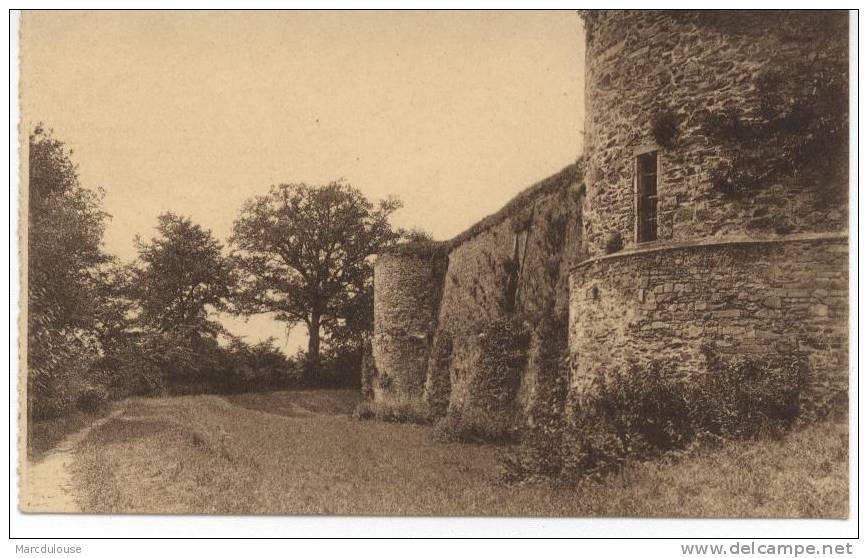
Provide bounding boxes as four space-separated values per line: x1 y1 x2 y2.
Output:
67 389 849 517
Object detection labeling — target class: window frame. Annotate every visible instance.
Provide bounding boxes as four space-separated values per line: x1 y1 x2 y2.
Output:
633 145 660 244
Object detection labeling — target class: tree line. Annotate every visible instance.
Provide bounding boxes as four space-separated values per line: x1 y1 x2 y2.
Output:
27 125 419 421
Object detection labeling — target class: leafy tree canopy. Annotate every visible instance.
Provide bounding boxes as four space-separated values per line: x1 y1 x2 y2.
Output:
133 212 236 335
28 125 111 334
230 180 402 375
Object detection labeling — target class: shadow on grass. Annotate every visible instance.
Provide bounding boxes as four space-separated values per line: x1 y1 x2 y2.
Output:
27 408 109 462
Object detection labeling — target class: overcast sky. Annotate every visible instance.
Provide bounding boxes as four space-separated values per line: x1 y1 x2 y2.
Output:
22 10 585 353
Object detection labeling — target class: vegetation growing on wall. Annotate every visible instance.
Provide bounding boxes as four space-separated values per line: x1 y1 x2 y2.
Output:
370 161 583 440
359 342 376 400
434 318 530 443
604 231 623 254
699 26 848 197
499 315 569 483
650 110 679 148
537 209 569 301
380 239 452 258
423 334 453 417
560 351 811 482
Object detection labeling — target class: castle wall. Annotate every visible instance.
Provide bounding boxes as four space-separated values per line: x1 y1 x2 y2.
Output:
569 233 849 412
432 166 582 419
370 10 849 436
372 164 583 418
582 10 848 256
433 218 516 413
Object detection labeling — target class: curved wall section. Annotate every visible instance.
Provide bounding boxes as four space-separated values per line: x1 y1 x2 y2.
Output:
581 10 848 256
372 253 446 402
568 234 849 411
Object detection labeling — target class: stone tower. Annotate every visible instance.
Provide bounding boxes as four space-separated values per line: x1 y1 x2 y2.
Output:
570 10 849 408
371 247 448 406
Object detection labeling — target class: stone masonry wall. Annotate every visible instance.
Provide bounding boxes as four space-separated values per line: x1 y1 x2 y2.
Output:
372 252 447 403
432 166 583 419
581 10 848 256
372 163 584 417
568 234 849 412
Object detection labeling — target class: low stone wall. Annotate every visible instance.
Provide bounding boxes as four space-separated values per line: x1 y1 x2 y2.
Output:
568 232 849 410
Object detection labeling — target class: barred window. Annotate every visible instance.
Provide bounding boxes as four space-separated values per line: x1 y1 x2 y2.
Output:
636 151 658 243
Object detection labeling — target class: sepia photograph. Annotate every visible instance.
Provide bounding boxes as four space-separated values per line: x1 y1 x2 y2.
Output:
15 8 852 525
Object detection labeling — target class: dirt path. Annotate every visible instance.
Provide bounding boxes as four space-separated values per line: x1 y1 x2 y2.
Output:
19 408 125 513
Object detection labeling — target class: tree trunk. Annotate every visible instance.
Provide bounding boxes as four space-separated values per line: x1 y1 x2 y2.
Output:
305 313 321 383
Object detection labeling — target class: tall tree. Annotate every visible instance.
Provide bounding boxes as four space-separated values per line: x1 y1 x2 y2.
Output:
27 125 111 418
133 212 236 335
28 125 110 335
230 180 402 378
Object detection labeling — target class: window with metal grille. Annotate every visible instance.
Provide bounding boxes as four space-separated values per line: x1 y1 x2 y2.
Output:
636 151 658 243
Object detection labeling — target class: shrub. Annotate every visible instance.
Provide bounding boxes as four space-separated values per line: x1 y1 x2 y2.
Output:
402 228 434 242
353 396 432 424
75 385 108 413
560 351 811 482
692 351 808 438
113 330 302 396
314 347 363 389
604 231 623 254
27 327 99 421
352 400 376 421
433 407 517 444
562 360 693 481
802 387 848 424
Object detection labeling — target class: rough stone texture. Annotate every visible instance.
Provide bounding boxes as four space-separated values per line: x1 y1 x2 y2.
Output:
581 10 849 257
569 234 849 411
432 168 583 418
371 252 446 403
371 164 584 415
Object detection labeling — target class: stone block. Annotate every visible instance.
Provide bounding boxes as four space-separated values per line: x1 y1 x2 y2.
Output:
811 304 830 317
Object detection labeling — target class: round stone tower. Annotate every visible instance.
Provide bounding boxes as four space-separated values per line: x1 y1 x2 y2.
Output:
372 248 447 404
570 10 849 409
581 10 848 252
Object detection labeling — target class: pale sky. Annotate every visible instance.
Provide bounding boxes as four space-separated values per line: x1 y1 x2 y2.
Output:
21 10 585 353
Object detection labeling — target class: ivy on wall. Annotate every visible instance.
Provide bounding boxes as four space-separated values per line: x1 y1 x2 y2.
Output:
702 49 847 197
